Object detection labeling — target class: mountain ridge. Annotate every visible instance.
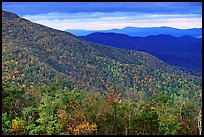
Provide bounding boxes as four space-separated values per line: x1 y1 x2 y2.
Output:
66 26 202 37
80 32 202 74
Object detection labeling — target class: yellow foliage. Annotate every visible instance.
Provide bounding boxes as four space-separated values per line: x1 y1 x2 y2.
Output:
69 122 97 135
22 84 26 88
11 119 22 133
165 114 173 120
58 109 67 120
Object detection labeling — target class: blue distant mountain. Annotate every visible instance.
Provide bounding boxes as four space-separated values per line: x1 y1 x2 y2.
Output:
80 32 202 73
66 26 202 38
65 29 94 36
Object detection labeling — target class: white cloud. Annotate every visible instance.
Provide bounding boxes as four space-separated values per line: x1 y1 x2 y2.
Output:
22 12 202 30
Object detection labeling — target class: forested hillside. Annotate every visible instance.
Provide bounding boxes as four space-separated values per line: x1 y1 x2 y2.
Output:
2 10 202 135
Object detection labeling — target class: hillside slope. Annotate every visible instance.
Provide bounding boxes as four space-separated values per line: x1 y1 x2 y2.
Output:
2 11 202 100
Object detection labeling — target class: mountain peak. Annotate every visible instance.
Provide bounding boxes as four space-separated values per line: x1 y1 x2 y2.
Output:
2 10 20 19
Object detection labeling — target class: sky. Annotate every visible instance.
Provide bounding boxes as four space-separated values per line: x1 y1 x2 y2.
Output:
2 2 202 31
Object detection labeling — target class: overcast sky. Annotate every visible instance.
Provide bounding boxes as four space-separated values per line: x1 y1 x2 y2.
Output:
2 2 202 30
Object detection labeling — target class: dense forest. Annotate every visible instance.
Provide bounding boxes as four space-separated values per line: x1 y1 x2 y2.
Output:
2 10 202 135
2 80 202 135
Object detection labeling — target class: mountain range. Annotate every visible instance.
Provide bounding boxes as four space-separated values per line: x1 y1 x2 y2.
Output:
80 32 202 74
66 26 202 38
2 10 202 135
2 10 202 99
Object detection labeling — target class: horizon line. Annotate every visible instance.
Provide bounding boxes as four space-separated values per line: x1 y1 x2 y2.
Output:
64 26 202 31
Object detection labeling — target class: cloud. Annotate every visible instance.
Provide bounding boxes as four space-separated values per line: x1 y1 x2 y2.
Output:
23 12 201 20
3 2 202 30
22 12 202 30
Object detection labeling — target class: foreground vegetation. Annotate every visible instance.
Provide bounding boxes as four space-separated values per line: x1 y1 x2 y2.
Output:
2 80 202 135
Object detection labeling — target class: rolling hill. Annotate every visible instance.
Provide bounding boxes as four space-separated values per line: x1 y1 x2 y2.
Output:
66 26 202 38
80 32 202 74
